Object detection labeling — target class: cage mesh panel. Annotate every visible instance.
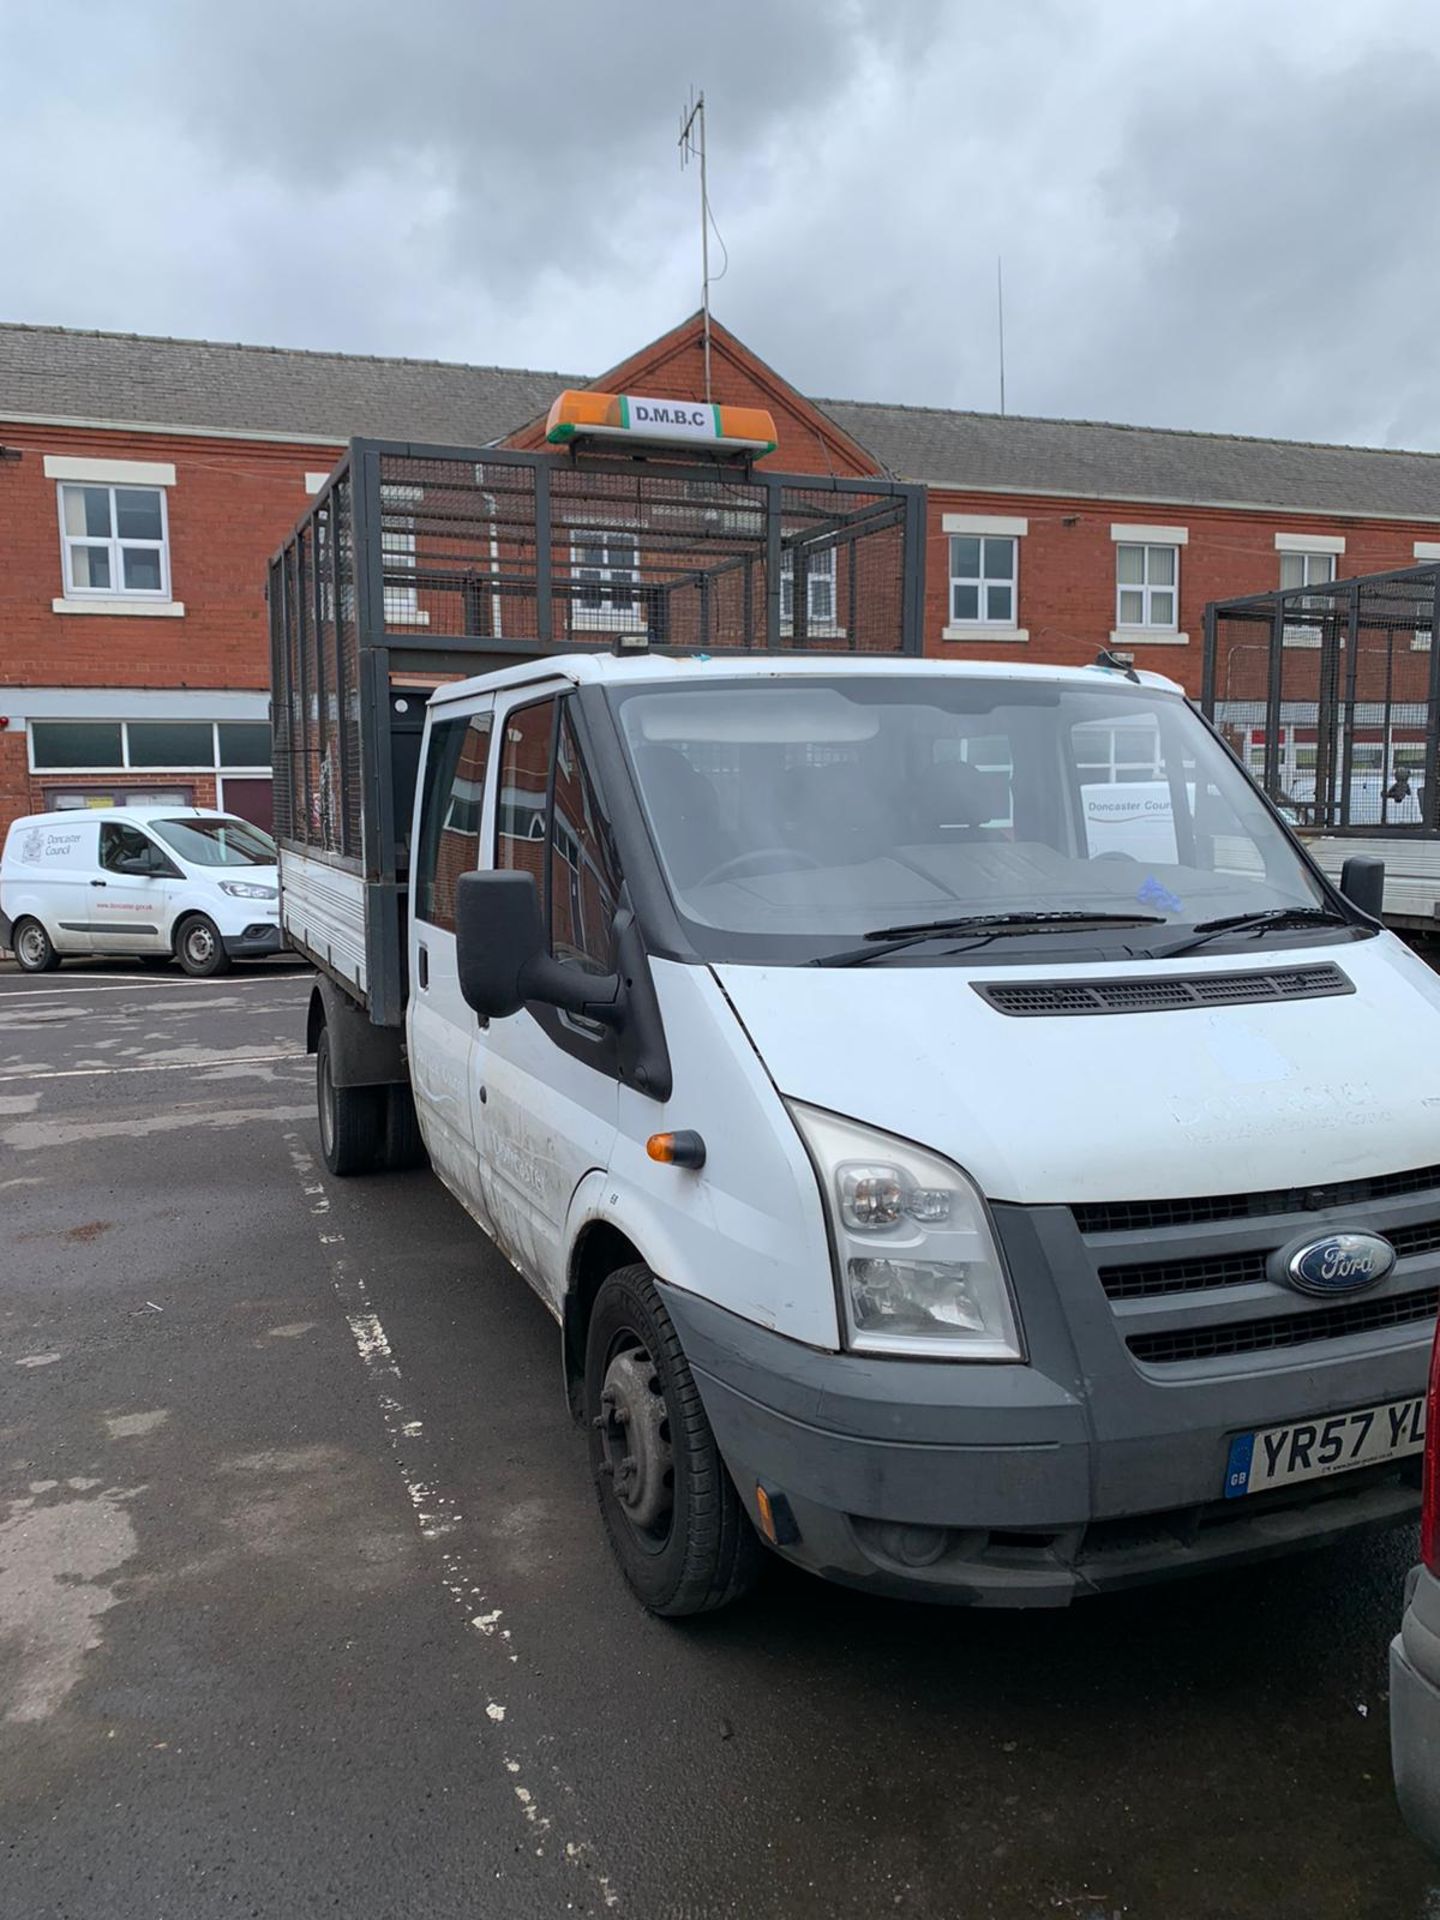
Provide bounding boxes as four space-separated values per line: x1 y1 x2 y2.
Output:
1209 566 1439 833
372 452 911 653
268 557 292 839
285 545 307 845
331 474 362 858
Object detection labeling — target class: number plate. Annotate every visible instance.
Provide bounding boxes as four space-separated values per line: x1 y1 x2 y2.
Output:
1224 1395 1426 1499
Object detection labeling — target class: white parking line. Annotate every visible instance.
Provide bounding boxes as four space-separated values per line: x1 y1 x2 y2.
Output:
0 1051 306 1083
282 1134 620 1910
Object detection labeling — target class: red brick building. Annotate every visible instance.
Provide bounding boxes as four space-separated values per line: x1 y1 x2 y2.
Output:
3 309 1439 843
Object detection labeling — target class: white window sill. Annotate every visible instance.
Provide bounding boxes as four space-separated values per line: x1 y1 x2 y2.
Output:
384 609 430 627
942 625 1029 644
53 597 185 618
781 625 848 640
1110 628 1189 647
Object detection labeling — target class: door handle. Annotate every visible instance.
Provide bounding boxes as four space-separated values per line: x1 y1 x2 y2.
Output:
417 944 429 990
90 879 107 887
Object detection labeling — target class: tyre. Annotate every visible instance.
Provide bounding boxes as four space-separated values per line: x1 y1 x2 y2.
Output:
316 1025 385 1177
585 1263 762 1617
382 1081 429 1171
12 918 61 973
175 915 232 978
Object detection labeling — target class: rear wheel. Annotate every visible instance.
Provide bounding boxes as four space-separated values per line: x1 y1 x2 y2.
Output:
585 1263 762 1617
176 915 231 978
316 1025 385 1176
13 918 60 973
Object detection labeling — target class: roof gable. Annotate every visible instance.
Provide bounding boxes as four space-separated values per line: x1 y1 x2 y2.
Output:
501 311 884 476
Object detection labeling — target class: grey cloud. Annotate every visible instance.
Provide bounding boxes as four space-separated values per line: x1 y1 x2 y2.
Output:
0 0 1436 450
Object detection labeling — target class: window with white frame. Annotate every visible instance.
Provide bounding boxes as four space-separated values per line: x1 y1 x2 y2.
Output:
58 484 169 598
572 531 640 627
380 483 423 623
1279 549 1336 648
1115 543 1177 629
781 545 836 628
1279 550 1336 595
949 535 1017 626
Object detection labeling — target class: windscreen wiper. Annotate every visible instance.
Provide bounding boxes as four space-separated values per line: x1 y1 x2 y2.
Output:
1157 905 1355 959
811 910 1166 968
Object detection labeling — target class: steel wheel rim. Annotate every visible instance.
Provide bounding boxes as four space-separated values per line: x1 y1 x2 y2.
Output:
596 1336 675 1554
17 925 46 966
185 923 214 964
318 1048 335 1157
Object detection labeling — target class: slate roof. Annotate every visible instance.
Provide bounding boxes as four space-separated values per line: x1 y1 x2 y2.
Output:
3 320 1439 521
821 398 1440 520
0 321 577 447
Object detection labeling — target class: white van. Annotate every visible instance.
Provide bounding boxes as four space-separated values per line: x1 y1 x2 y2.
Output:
0 805 282 976
291 653 1440 1616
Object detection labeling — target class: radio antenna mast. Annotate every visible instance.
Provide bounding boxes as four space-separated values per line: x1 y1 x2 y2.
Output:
679 89 713 402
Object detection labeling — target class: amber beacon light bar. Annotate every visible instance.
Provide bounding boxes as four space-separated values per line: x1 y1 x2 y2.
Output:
545 389 779 456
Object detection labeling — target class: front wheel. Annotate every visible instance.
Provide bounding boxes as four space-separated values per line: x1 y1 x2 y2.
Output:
316 1026 384 1176
585 1263 762 1617
175 915 232 978
12 918 61 973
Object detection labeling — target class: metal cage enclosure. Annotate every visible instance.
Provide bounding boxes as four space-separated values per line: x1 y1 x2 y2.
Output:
1204 563 1440 836
267 437 926 1020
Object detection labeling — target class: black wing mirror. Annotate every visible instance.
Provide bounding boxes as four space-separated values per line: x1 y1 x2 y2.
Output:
454 871 621 1022
1340 855 1386 922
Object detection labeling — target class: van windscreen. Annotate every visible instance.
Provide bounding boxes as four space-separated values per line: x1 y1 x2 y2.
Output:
610 676 1339 965
151 817 276 868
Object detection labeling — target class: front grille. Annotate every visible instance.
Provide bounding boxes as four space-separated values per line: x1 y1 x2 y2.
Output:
1101 1219 1440 1300
975 962 1352 1019
1074 1161 1440 1235
1127 1288 1439 1364
1102 1250 1269 1300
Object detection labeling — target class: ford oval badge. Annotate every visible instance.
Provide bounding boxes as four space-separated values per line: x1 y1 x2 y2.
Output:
1272 1231 1396 1298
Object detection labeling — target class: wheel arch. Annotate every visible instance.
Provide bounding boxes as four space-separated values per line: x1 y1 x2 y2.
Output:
563 1219 647 1416
306 973 406 1088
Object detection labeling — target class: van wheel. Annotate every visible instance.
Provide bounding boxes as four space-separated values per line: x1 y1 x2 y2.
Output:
316 1026 384 1176
13 918 60 973
175 915 231 978
585 1263 762 1617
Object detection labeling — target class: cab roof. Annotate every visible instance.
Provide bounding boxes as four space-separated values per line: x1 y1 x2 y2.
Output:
426 650 1186 711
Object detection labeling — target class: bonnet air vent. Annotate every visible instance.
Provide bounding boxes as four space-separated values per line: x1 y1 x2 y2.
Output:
973 962 1353 1018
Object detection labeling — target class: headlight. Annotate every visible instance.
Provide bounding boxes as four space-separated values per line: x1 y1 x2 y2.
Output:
788 1101 1023 1361
218 880 278 899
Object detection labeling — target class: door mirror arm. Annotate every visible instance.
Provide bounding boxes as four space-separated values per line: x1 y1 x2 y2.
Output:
519 951 623 1026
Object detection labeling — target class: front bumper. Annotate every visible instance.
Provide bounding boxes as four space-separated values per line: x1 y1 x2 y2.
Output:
222 922 285 959
1392 1563 1440 1853
657 1273 1424 1608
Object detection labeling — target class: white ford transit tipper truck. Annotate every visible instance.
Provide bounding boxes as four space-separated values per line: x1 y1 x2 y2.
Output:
271 432 1440 1617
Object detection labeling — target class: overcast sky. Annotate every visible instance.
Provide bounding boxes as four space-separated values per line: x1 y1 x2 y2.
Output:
3 0 1438 448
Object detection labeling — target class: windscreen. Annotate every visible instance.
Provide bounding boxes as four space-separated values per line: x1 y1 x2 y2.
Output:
611 676 1330 962
151 816 277 868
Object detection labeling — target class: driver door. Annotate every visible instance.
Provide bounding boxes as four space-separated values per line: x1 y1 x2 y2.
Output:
472 688 623 1309
92 820 180 952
